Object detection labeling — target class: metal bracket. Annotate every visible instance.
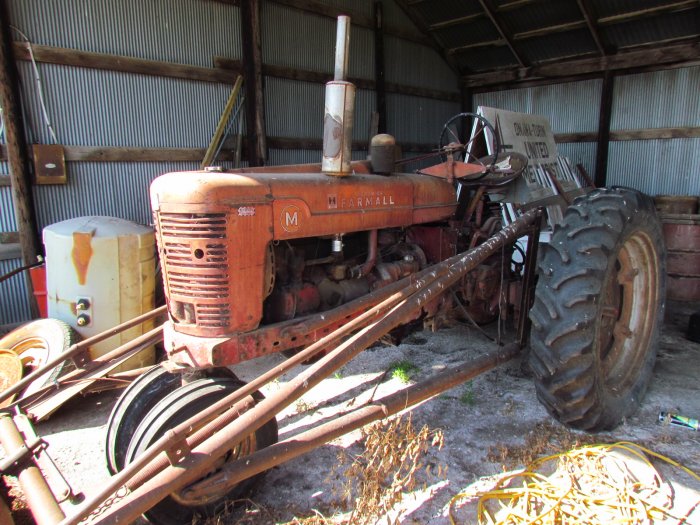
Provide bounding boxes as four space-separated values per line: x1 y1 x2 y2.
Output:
165 439 191 466
0 436 44 475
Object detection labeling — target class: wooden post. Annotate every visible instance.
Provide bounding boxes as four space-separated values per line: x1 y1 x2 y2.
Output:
240 0 266 167
594 71 614 187
0 0 40 317
374 2 386 134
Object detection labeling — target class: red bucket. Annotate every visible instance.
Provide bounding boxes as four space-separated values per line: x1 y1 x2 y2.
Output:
29 264 48 318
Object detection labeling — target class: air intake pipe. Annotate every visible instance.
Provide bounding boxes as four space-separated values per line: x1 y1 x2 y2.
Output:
322 16 356 175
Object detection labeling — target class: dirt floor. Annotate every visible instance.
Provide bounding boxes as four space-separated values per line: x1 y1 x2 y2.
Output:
8 300 700 524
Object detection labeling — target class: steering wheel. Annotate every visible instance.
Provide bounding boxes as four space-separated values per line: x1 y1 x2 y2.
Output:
438 113 501 177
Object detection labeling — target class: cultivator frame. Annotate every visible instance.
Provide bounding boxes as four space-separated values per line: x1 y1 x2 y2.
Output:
0 206 542 525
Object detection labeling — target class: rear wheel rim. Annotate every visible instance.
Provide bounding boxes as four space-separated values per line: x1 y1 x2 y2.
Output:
598 231 659 391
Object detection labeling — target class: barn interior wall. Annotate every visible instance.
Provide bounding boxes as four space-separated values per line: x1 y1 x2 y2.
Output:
607 66 700 196
474 65 700 197
0 0 460 325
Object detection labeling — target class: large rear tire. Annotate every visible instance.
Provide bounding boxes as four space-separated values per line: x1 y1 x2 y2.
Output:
529 187 665 431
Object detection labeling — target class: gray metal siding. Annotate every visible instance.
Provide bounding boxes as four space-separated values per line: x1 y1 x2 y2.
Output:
612 66 700 130
474 79 602 134
607 139 700 196
17 62 236 148
608 66 700 195
0 186 16 232
261 2 375 80
386 93 460 145
0 260 31 325
384 35 458 92
9 0 242 66
32 161 199 231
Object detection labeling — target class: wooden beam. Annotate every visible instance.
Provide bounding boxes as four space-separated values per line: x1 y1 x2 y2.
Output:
448 39 506 54
0 0 39 314
240 0 266 166
374 2 387 134
0 4 39 261
597 0 697 26
495 0 545 12
576 0 606 56
0 125 696 167
611 127 700 141
513 20 587 40
477 0 526 67
429 13 483 31
594 71 614 187
462 40 700 87
13 42 239 84
214 57 461 102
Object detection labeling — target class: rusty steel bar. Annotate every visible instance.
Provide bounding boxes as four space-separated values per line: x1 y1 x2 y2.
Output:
93 208 539 525
184 342 521 499
0 414 64 525
67 212 539 523
116 210 536 495
66 265 439 525
62 255 474 525
0 306 166 405
25 327 164 420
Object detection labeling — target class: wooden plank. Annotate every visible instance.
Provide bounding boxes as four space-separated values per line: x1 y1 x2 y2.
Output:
374 1 387 134
0 2 39 260
15 41 461 103
240 0 266 166
555 127 700 143
0 0 39 314
554 132 597 143
594 72 614 187
611 127 700 140
13 42 240 84
214 57 460 102
463 41 700 87
0 231 19 244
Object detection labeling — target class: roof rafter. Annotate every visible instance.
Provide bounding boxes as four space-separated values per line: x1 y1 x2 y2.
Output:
576 0 606 56
477 0 526 66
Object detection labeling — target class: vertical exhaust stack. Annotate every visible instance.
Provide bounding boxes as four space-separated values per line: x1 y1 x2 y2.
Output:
322 16 356 175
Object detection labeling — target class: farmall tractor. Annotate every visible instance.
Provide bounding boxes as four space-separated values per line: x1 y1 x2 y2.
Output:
0 16 664 525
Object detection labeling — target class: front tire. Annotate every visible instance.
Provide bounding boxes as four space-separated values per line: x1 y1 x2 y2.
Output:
124 376 278 524
529 187 665 431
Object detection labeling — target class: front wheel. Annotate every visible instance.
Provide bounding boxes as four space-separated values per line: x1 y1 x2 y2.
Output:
124 376 278 524
529 187 665 431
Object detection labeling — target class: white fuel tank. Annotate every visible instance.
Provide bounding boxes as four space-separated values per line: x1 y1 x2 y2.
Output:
44 216 156 372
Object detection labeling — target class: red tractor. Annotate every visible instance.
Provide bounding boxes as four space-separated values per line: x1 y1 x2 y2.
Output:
0 15 665 525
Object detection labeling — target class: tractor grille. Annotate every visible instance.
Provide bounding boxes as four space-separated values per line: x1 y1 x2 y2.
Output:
157 212 231 328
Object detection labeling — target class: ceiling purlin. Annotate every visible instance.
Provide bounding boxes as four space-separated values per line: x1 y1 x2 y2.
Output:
429 13 484 32
597 0 698 26
576 0 606 56
477 0 526 66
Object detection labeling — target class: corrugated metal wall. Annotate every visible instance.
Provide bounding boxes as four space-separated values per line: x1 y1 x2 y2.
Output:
607 66 700 195
0 0 461 324
474 79 602 177
474 67 700 197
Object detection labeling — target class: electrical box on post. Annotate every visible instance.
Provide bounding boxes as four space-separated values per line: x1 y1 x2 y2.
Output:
32 144 67 185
